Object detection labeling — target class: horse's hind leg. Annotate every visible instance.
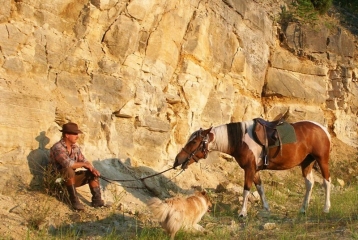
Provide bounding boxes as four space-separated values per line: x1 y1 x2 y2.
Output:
254 172 270 212
312 129 331 213
300 170 314 213
322 177 331 213
315 157 331 213
300 154 331 213
300 158 315 213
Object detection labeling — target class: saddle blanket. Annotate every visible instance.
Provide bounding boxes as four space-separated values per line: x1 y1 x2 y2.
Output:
269 122 297 148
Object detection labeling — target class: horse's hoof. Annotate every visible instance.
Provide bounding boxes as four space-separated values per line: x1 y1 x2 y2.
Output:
238 212 247 217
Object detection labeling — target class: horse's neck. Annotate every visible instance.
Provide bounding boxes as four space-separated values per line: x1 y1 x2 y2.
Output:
209 121 253 154
209 125 231 154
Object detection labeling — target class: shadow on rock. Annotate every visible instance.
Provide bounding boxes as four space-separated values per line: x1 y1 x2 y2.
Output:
27 131 50 190
93 158 192 204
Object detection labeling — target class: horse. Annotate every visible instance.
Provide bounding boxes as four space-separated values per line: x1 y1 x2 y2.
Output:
173 119 331 217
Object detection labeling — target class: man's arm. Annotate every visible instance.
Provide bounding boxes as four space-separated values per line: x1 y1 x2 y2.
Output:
74 147 101 177
72 161 100 177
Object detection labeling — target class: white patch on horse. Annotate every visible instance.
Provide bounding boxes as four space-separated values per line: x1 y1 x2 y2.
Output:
242 120 263 167
256 184 270 211
323 177 331 213
239 190 250 217
208 124 230 153
300 170 314 213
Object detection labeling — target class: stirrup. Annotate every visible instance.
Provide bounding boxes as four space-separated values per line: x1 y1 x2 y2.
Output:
264 155 269 166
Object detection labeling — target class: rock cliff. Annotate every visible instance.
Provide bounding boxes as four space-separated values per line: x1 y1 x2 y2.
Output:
0 0 357 199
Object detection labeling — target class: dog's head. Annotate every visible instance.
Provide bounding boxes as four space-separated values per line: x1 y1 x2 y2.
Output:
195 190 212 212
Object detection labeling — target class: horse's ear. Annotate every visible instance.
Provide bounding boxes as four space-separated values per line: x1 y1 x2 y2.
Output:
203 127 213 141
203 127 212 135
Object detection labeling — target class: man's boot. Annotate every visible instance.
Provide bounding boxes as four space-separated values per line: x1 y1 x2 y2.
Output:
90 186 105 208
66 185 85 211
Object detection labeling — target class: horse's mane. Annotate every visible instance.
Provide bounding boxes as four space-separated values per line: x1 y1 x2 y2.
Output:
187 131 198 142
226 122 243 152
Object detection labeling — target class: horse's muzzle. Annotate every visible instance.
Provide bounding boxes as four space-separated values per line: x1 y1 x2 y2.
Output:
173 157 180 169
173 156 188 170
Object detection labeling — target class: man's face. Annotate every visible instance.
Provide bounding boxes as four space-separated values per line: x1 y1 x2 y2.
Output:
65 133 79 144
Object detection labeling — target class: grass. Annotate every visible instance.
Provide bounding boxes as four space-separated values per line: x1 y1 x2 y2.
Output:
130 187 357 240
10 183 358 240
14 146 358 240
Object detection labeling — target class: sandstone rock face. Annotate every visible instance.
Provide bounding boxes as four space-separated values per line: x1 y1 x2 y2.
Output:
0 0 357 190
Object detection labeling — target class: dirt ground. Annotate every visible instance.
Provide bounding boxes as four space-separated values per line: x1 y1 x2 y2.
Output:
0 136 357 239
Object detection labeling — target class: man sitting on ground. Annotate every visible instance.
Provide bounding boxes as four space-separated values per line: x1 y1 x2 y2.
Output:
49 122 105 211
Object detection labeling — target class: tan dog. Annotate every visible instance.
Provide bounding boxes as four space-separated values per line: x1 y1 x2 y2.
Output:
147 191 212 240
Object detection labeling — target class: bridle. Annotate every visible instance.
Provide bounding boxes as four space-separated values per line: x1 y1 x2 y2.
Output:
181 128 209 169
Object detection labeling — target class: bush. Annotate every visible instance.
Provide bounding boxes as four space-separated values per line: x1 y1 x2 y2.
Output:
311 0 333 14
42 164 69 204
279 0 334 25
292 0 318 23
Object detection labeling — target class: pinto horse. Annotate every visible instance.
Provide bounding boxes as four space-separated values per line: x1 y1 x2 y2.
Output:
173 120 331 217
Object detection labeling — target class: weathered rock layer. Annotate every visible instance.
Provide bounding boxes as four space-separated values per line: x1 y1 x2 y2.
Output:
0 0 357 189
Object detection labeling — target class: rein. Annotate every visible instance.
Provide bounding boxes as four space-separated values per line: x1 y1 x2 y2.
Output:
99 166 175 184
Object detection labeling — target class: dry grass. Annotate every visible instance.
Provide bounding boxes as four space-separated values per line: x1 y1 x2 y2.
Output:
4 138 358 240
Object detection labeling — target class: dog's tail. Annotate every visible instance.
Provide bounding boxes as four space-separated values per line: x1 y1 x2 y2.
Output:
147 197 172 222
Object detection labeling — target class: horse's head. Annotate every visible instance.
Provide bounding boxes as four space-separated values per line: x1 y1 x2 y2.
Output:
173 127 213 169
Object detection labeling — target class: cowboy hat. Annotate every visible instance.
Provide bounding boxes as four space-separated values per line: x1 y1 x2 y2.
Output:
60 122 83 134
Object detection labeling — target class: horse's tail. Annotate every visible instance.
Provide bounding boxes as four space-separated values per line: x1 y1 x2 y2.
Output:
313 161 321 173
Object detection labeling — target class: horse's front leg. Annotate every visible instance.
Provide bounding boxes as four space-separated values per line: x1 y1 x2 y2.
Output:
238 168 255 217
254 172 270 212
239 190 250 217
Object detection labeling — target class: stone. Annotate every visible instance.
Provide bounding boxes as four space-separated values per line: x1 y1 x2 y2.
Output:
336 178 345 187
0 1 356 224
0 0 11 23
263 222 276 230
103 15 140 63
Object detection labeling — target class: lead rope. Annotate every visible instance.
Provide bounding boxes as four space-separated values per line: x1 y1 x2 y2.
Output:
99 166 175 183
165 169 185 183
99 167 180 189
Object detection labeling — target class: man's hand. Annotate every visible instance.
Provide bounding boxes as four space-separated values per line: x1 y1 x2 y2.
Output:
83 162 101 177
91 168 101 177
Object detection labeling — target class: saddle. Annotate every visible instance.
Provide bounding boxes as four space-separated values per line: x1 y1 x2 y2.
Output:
253 114 287 166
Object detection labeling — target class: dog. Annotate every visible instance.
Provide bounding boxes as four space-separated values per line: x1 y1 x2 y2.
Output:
147 191 212 240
